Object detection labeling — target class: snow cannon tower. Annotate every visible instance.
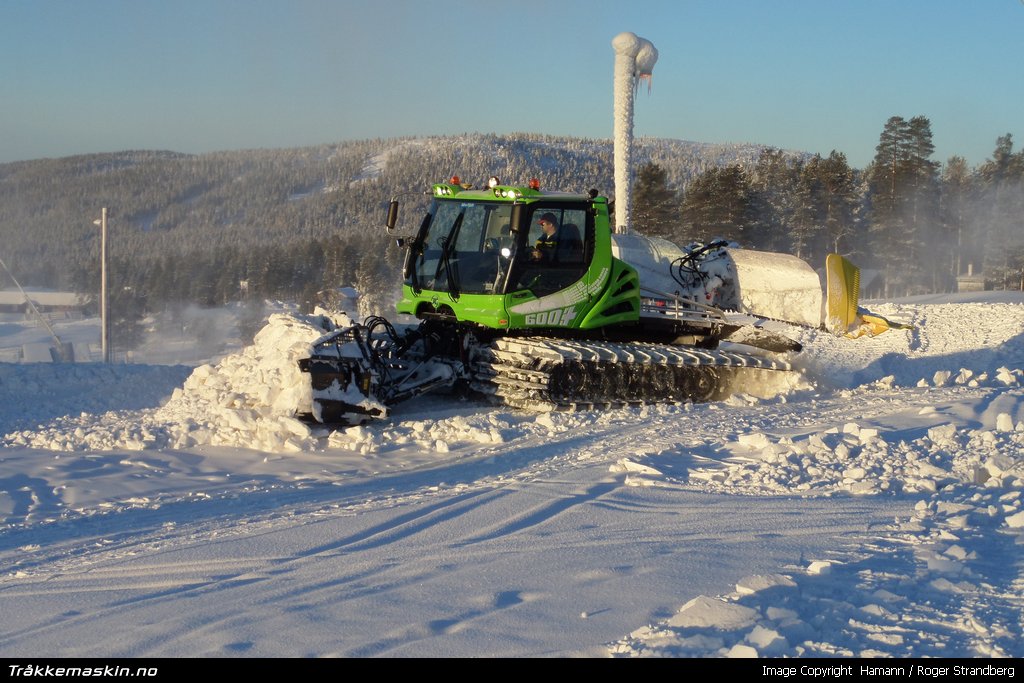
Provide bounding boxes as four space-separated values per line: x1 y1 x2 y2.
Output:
612 32 657 235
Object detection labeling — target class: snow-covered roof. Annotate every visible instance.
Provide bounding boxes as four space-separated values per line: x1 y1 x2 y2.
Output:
0 289 91 307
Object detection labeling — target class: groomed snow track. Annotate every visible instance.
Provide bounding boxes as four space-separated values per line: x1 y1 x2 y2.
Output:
469 336 792 411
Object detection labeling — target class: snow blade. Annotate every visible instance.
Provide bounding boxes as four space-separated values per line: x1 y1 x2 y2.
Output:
846 311 915 339
824 254 915 338
825 253 860 334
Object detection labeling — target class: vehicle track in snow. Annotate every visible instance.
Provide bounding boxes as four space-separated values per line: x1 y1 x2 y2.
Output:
0 392 918 657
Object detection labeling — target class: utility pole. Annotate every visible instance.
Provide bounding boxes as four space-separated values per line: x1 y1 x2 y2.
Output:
94 208 109 363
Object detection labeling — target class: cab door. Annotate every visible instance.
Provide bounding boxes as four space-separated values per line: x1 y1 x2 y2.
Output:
504 205 597 330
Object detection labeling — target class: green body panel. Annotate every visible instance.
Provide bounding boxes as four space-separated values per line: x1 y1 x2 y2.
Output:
397 287 510 329
577 258 641 328
396 182 641 333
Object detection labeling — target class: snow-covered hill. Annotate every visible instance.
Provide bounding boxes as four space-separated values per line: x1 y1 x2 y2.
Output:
0 294 1022 658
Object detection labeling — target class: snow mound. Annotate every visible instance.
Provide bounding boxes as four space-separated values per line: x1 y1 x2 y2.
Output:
689 409 1024 497
1 311 521 456
155 310 350 450
2 311 350 453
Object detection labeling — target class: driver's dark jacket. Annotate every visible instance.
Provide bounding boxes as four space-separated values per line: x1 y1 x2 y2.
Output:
534 229 561 262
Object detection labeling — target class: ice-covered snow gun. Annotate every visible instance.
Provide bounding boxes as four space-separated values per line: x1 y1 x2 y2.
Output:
612 32 658 235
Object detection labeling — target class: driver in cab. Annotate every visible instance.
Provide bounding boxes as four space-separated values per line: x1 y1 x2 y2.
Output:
531 213 561 262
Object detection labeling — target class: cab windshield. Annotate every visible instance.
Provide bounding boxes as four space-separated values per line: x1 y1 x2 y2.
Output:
409 200 513 295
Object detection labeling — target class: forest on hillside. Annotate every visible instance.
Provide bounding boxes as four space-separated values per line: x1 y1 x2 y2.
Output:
0 123 1021 351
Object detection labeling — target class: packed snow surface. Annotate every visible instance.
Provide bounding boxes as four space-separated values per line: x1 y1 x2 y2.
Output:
1 293 1023 657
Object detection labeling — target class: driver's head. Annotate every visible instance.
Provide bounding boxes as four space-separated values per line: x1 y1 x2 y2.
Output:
538 213 558 235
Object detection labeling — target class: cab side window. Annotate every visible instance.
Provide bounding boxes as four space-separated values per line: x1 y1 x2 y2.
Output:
515 207 592 297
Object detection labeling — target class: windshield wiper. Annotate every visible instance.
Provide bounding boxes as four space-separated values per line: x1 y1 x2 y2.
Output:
434 212 464 302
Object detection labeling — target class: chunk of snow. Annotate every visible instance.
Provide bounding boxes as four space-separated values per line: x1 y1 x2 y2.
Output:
1005 510 1024 529
666 596 760 630
611 458 662 476
943 545 973 561
806 560 833 575
847 481 879 495
995 367 1018 386
856 428 880 443
954 369 974 385
984 454 1016 478
765 606 800 621
745 624 787 652
735 573 796 595
927 424 958 444
737 433 772 449
843 466 867 480
915 461 950 478
535 413 556 430
725 643 759 658
278 416 311 438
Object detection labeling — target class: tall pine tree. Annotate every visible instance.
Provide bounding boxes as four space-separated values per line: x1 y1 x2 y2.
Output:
866 116 938 296
681 165 755 245
749 148 801 253
818 151 860 257
631 162 681 241
939 156 972 286
791 156 826 261
977 134 1024 288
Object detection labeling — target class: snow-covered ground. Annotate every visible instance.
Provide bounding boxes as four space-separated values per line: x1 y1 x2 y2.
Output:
0 293 1023 658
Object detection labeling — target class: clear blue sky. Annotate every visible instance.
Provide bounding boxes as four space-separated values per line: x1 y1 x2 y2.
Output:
1 0 1021 169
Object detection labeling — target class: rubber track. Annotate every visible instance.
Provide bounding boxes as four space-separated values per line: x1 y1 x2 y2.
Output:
468 336 791 410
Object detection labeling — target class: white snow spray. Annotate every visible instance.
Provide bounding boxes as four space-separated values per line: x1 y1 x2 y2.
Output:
612 32 658 235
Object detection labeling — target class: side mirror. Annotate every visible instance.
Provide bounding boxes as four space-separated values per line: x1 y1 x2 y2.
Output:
509 203 524 234
385 200 399 232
